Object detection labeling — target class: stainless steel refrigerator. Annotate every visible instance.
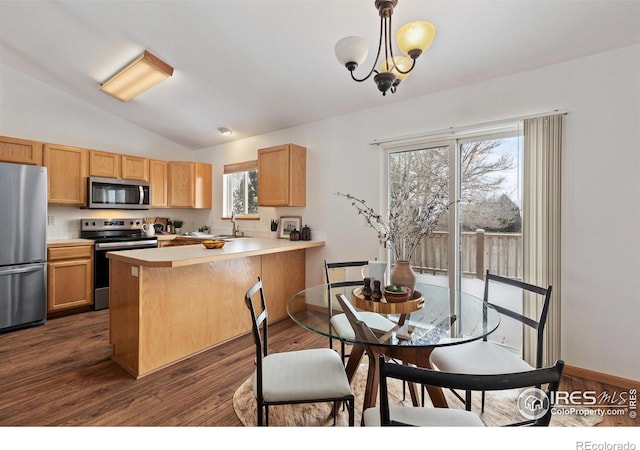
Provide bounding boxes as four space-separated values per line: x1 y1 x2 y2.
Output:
0 162 47 332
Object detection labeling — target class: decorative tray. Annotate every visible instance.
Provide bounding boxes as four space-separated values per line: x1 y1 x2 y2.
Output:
351 287 424 314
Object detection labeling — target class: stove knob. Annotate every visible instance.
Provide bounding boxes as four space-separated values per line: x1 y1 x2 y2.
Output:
92 221 96 226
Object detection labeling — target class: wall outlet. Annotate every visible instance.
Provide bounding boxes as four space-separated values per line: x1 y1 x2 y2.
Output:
47 215 55 225
131 267 139 277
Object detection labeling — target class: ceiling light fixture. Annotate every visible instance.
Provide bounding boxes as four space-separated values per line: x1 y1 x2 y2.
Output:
218 127 233 136
335 0 435 96
99 50 174 102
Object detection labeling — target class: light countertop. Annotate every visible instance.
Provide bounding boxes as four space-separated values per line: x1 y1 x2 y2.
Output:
106 237 325 268
47 239 94 247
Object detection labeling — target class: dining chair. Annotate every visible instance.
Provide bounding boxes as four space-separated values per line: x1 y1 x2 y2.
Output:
325 260 396 364
336 293 436 414
364 354 564 427
244 277 355 426
429 270 553 412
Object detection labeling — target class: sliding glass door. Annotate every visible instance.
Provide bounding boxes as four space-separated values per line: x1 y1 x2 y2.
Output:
385 124 524 349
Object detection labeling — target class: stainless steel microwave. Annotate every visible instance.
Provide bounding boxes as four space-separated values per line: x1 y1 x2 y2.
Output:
87 177 150 209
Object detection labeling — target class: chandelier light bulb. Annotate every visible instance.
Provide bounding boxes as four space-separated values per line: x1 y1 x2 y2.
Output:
396 20 436 59
335 36 369 71
379 56 413 82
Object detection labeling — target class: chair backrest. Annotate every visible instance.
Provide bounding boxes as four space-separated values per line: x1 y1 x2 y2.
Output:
244 277 269 397
325 260 369 321
483 270 552 367
324 260 369 288
377 353 565 426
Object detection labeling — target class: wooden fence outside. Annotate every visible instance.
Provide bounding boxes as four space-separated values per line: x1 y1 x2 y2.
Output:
409 230 523 280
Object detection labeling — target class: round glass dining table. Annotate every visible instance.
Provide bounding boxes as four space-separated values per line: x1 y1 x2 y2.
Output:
287 281 500 412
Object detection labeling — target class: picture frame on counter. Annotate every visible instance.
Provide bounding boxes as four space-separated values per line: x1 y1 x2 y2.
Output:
279 216 302 239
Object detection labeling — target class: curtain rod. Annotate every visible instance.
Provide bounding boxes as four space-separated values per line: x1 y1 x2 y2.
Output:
369 109 568 146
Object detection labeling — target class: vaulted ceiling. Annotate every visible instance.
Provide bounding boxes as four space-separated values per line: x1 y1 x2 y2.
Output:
2 1 639 149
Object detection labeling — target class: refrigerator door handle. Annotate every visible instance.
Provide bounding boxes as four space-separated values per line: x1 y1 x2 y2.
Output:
0 265 44 276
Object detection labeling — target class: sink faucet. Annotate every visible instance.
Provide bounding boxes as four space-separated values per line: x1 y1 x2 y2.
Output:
231 211 238 238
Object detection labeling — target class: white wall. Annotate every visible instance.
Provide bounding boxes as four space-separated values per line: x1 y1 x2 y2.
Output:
195 44 640 381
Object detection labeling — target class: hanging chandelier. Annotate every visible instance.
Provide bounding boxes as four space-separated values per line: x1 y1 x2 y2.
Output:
334 0 435 96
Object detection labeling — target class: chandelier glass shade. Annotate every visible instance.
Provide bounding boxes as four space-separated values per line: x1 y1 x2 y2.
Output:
334 0 435 95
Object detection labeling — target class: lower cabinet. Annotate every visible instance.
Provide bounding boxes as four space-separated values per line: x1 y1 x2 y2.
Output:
47 245 93 314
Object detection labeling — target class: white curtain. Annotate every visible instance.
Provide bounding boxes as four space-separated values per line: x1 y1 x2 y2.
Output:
522 113 564 367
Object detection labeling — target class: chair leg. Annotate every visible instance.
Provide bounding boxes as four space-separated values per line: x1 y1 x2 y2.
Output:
341 341 346 364
465 390 472 411
265 405 269 426
481 390 486 413
348 397 355 427
257 404 263 426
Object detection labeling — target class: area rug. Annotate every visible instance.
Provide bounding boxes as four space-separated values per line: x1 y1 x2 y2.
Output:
233 364 604 427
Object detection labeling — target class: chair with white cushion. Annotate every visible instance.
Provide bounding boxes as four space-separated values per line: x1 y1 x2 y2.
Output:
244 277 355 426
364 354 564 427
325 260 396 364
429 270 552 412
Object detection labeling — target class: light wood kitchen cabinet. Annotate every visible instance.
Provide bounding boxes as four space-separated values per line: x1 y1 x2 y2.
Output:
43 144 89 205
257 144 306 207
121 155 149 181
47 245 93 314
149 159 168 207
168 161 212 208
90 150 121 178
0 135 43 165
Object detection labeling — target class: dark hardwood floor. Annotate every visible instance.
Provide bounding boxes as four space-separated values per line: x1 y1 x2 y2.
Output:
0 309 636 426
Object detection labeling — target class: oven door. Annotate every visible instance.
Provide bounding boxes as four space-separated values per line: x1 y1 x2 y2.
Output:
93 239 158 310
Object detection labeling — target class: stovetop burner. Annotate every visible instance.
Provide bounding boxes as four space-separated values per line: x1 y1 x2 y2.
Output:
79 218 155 242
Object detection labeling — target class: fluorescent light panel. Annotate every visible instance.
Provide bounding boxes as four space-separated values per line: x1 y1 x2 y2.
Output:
100 50 173 101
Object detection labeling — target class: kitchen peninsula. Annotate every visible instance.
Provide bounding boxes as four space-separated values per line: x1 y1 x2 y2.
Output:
107 238 324 378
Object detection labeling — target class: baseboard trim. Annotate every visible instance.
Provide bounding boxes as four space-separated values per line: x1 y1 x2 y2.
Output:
564 364 640 390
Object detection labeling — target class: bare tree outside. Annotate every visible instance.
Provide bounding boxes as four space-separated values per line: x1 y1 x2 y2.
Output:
389 139 520 232
231 170 258 215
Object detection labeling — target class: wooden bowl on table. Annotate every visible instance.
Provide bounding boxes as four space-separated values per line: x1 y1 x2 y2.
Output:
383 285 411 303
202 239 225 249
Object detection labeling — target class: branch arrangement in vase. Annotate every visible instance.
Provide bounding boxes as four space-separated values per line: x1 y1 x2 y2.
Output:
336 191 454 261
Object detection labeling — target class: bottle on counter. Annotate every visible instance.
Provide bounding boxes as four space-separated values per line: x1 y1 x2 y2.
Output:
289 228 300 241
301 224 311 241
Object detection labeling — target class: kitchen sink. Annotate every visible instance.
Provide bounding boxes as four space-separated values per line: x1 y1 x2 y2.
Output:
182 232 246 239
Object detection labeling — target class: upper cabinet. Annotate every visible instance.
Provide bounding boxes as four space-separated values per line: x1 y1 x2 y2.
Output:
44 144 89 205
4 134 207 209
168 161 212 209
122 155 150 181
0 135 43 166
258 144 306 207
89 150 121 178
149 159 168 208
